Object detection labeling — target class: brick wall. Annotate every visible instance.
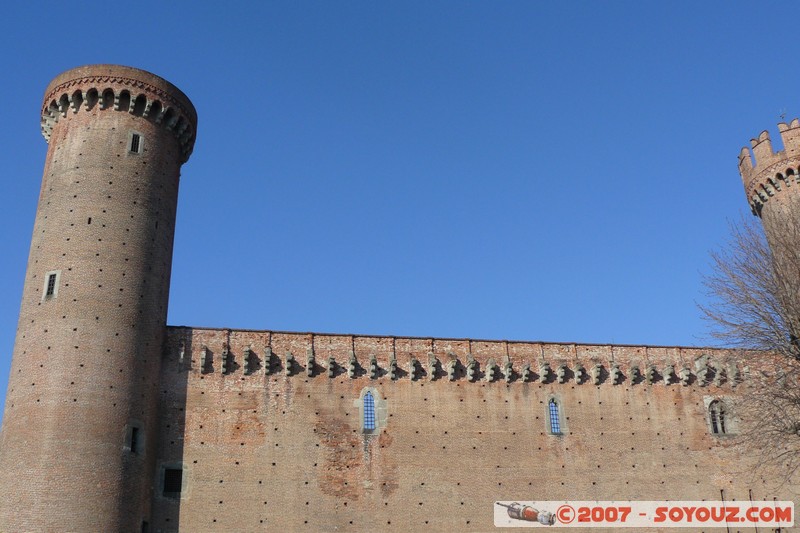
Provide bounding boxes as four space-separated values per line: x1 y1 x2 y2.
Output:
151 327 792 532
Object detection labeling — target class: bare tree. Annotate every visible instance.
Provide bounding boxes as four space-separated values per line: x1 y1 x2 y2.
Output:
701 215 800 485
703 216 800 358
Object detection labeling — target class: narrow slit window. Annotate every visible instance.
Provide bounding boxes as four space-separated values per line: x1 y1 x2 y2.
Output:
46 274 57 297
130 427 140 454
129 133 142 154
163 468 182 497
709 400 726 435
548 398 561 434
363 391 376 430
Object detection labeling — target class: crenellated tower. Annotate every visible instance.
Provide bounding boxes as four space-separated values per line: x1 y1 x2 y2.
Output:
739 119 800 227
0 65 196 532
738 120 800 272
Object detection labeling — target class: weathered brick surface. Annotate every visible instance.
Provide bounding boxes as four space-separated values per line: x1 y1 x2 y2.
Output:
0 65 196 532
152 328 796 532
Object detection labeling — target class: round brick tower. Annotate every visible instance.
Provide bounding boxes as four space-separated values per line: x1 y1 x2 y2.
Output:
739 119 800 237
738 120 800 342
0 65 196 531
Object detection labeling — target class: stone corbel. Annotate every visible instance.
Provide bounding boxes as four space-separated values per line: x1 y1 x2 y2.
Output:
466 353 478 382
369 353 379 380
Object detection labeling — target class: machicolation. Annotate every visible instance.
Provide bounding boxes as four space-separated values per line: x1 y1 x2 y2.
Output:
41 65 196 162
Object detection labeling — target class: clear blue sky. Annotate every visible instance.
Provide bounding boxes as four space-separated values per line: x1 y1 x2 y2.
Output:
0 2 794 416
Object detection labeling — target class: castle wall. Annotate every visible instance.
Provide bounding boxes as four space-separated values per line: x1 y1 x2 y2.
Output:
152 327 791 532
5 65 800 533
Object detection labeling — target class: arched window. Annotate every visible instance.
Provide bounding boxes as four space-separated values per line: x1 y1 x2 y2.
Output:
548 398 561 434
363 391 376 431
709 400 726 435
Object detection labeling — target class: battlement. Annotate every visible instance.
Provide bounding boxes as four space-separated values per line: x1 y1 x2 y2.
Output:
40 65 197 163
166 326 759 388
738 119 800 215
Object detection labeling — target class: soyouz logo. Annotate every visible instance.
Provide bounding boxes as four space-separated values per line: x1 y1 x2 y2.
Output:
494 501 794 528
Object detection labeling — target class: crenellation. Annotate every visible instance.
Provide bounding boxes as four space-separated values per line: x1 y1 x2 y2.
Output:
778 118 800 155
738 119 800 215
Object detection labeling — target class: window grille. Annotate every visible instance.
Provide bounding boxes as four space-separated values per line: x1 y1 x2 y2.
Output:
363 391 376 430
129 133 142 154
548 398 561 434
46 274 57 297
709 400 726 434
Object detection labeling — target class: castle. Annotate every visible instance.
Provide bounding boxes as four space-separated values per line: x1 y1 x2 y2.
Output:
0 65 796 532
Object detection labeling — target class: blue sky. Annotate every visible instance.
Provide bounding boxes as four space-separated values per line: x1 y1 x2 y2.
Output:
0 2 795 414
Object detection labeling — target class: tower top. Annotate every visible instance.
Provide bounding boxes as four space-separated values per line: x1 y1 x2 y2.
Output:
738 119 800 216
41 64 197 162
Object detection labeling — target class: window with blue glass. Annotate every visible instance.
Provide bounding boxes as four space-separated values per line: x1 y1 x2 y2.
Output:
548 398 561 434
363 391 376 430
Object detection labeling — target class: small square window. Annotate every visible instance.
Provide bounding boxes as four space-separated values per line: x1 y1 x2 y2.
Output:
163 468 182 497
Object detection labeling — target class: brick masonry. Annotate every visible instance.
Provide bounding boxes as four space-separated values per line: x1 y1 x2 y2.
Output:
0 65 196 532
0 65 798 533
152 328 794 532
